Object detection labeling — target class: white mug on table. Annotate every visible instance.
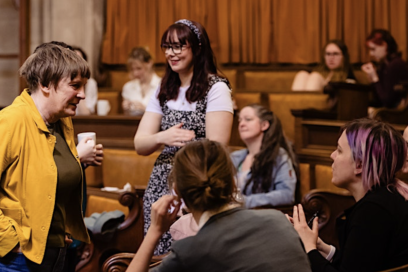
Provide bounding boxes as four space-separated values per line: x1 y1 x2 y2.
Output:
97 100 111 116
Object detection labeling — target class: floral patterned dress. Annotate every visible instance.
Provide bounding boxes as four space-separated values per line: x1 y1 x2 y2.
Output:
143 75 230 255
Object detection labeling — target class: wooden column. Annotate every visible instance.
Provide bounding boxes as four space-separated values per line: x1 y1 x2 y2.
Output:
19 0 30 91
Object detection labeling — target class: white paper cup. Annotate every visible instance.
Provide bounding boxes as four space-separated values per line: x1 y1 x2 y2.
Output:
97 100 111 116
77 132 96 144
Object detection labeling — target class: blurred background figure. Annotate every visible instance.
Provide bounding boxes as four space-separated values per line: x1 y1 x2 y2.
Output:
122 47 161 115
292 40 356 91
361 29 408 109
73 46 98 115
230 104 297 208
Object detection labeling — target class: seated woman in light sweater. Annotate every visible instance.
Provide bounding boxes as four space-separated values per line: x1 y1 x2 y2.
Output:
230 104 297 208
122 47 161 115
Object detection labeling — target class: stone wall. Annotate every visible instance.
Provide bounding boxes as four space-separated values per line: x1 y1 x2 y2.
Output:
0 0 19 107
30 0 104 79
0 0 104 107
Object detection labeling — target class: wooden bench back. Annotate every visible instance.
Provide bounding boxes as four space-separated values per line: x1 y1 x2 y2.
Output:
103 149 160 189
98 91 122 115
243 71 298 92
269 92 329 142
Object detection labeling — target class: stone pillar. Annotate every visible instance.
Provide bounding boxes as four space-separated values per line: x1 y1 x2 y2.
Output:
30 0 104 78
0 0 19 107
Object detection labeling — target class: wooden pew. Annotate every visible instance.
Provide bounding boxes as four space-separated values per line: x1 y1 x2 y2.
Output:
76 149 160 272
76 188 145 272
72 115 141 149
269 91 329 142
98 91 122 115
242 71 298 92
325 82 372 121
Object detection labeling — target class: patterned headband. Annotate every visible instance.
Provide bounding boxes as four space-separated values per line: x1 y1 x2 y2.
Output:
175 19 201 43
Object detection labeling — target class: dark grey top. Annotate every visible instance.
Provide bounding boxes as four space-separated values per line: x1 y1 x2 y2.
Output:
152 207 311 272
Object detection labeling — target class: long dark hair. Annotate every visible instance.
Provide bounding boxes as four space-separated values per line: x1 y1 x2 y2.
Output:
366 29 401 60
317 39 355 80
158 20 223 106
243 104 298 194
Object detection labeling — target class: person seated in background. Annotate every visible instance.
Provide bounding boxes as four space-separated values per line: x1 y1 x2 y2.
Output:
292 40 356 91
230 104 297 208
290 118 408 272
73 46 98 115
361 29 408 109
122 47 161 115
127 139 311 272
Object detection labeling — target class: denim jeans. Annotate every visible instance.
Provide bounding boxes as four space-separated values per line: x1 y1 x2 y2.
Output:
0 247 67 272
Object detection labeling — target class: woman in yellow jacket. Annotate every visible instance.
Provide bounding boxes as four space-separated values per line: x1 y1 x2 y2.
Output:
0 42 90 271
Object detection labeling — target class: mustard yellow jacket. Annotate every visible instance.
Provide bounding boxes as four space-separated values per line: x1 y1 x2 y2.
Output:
0 90 90 264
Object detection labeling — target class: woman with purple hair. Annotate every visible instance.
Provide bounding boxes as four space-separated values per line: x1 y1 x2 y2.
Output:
291 119 408 271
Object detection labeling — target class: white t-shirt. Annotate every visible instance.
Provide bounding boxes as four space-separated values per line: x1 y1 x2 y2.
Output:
85 78 98 113
122 73 161 107
146 81 233 114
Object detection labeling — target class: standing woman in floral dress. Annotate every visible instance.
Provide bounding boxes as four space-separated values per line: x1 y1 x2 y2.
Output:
134 19 233 255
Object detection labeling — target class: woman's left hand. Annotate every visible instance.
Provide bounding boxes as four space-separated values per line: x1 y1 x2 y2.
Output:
77 138 103 166
292 204 319 253
149 195 181 238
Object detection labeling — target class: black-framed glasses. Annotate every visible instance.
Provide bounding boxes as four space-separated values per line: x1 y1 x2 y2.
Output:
325 52 342 57
161 43 187 54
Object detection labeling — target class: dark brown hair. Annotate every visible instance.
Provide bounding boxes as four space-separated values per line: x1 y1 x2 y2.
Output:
170 139 237 212
20 42 90 92
158 20 223 106
317 39 355 80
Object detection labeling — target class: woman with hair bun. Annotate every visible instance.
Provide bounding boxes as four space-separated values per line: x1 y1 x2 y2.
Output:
291 118 408 272
230 104 297 208
134 19 233 255
127 139 311 272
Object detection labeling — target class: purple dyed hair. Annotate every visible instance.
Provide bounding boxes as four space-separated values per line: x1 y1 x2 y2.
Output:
341 119 408 200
